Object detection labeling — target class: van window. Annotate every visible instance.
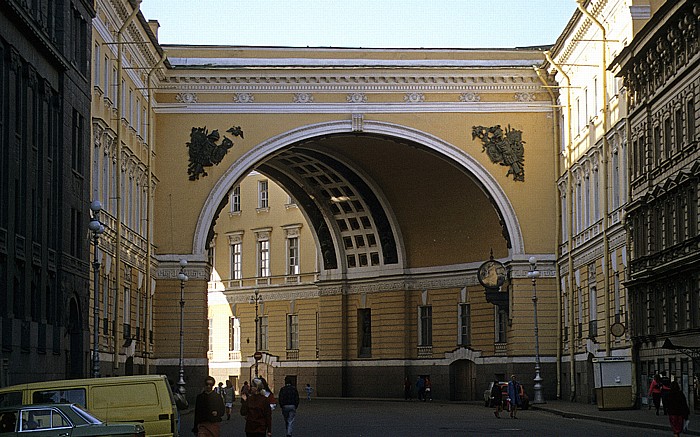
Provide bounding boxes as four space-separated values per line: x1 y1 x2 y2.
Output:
0 392 22 407
32 389 86 408
92 383 159 407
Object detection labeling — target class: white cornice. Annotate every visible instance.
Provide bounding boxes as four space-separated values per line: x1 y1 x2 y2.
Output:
153 102 552 114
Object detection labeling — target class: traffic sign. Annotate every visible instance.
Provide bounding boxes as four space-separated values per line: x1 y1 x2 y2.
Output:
253 351 262 361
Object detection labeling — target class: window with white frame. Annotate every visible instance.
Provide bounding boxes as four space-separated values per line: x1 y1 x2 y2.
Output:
258 240 270 277
288 236 299 275
287 314 299 350
458 303 471 346
259 315 268 350
584 170 591 228
228 234 243 280
208 318 213 352
418 306 432 346
229 316 237 351
103 55 109 96
562 277 569 342
258 180 268 209
593 165 600 220
93 43 101 88
123 286 131 338
230 186 241 213
612 148 620 209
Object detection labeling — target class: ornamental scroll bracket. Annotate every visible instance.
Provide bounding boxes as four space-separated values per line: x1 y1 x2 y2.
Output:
187 125 244 181
471 124 525 182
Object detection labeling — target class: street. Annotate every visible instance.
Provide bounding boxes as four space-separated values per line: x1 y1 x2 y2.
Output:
180 399 669 437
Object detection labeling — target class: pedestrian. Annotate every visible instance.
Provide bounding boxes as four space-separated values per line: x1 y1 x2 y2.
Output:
241 381 251 398
649 374 663 415
490 379 503 418
506 374 522 418
260 377 277 411
240 377 272 437
661 372 672 415
665 380 690 437
192 375 225 437
404 377 412 400
278 377 300 437
416 376 425 401
304 383 313 401
222 379 235 421
424 376 432 401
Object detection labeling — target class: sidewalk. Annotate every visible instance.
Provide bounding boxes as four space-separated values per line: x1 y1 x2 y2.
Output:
532 400 699 435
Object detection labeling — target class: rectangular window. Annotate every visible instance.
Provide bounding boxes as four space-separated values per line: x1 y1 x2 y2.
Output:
258 180 268 209
611 152 619 209
562 278 569 342
258 240 270 277
103 55 109 98
123 286 131 339
208 318 213 352
664 117 672 159
229 317 236 351
458 303 471 346
496 308 507 343
687 99 696 143
287 314 299 350
288 237 299 275
207 244 215 273
111 68 117 103
614 273 621 323
259 316 268 350
419 306 432 346
358 308 371 357
71 109 84 173
93 43 101 87
676 108 684 151
584 174 590 228
230 186 241 213
577 285 583 338
654 125 662 164
230 242 242 280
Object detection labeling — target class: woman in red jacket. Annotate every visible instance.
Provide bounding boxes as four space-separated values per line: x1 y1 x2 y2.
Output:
240 378 272 437
648 374 663 416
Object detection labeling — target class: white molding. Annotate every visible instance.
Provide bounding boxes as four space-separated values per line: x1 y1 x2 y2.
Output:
167 57 544 68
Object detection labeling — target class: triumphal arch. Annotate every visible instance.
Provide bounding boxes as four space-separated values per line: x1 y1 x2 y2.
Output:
150 45 559 401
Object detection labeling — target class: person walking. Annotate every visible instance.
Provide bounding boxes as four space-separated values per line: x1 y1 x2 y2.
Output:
424 376 432 401
507 375 522 419
222 380 235 421
404 377 412 400
304 383 313 401
241 381 251 398
490 379 503 418
665 380 690 437
278 377 300 437
192 376 226 437
416 376 425 402
240 378 272 437
649 374 663 415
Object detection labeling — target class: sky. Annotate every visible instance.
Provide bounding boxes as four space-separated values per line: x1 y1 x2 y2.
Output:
139 0 578 49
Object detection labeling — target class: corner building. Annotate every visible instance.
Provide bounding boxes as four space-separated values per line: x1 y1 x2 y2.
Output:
150 45 560 401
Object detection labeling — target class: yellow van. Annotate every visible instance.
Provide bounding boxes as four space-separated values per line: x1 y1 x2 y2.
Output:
0 375 179 437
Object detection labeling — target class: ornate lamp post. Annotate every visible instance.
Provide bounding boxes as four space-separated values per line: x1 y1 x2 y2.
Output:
528 256 545 404
88 200 105 378
249 289 263 377
177 259 188 397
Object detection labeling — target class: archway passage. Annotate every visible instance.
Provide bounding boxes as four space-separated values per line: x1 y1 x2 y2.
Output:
210 132 513 274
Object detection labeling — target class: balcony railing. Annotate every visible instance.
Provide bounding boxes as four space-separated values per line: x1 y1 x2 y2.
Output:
228 351 241 360
286 349 299 360
209 272 320 291
417 345 432 358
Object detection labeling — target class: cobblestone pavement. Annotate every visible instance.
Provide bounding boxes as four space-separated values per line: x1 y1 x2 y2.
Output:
179 398 687 436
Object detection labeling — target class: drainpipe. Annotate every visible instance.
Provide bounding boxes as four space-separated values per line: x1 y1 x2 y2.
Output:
544 50 576 401
144 53 164 374
534 65 563 400
577 0 612 357
114 0 142 371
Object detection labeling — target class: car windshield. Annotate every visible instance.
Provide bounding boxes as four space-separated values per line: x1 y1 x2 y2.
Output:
70 404 102 425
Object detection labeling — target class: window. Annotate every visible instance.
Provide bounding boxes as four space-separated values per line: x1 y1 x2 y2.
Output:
664 117 672 159
654 125 662 164
358 308 371 357
258 240 270 277
458 303 471 346
584 172 590 228
258 180 268 209
208 318 213 352
418 306 432 346
230 242 242 280
589 285 597 337
614 273 621 323
675 108 684 151
94 43 101 88
230 186 240 213
687 99 695 142
611 151 619 209
287 314 298 350
71 109 84 173
562 279 569 342
229 317 237 351
259 316 268 350
103 55 109 97
496 308 507 343
207 243 215 271
123 286 131 339
287 237 299 275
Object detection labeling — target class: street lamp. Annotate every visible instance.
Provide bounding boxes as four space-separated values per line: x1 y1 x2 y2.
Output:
88 200 105 378
177 259 188 397
528 256 545 404
249 289 263 377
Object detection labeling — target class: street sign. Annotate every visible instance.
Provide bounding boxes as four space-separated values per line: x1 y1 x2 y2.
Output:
253 351 262 361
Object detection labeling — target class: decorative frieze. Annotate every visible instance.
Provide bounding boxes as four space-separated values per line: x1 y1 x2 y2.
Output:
347 93 367 103
293 93 314 103
404 92 425 103
175 92 198 103
459 92 481 102
232 92 255 103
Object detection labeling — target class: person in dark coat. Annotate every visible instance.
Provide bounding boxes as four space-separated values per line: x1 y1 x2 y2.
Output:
240 377 272 437
665 380 690 437
506 374 522 418
193 376 226 437
490 379 503 418
278 377 300 437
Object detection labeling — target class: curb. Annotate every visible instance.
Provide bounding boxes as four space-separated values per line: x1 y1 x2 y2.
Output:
532 405 700 436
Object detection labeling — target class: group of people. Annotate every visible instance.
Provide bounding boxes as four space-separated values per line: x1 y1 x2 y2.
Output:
403 376 433 401
192 375 310 437
648 373 690 437
489 374 523 419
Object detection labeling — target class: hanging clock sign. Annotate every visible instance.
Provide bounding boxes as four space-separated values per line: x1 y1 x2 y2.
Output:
477 259 506 289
